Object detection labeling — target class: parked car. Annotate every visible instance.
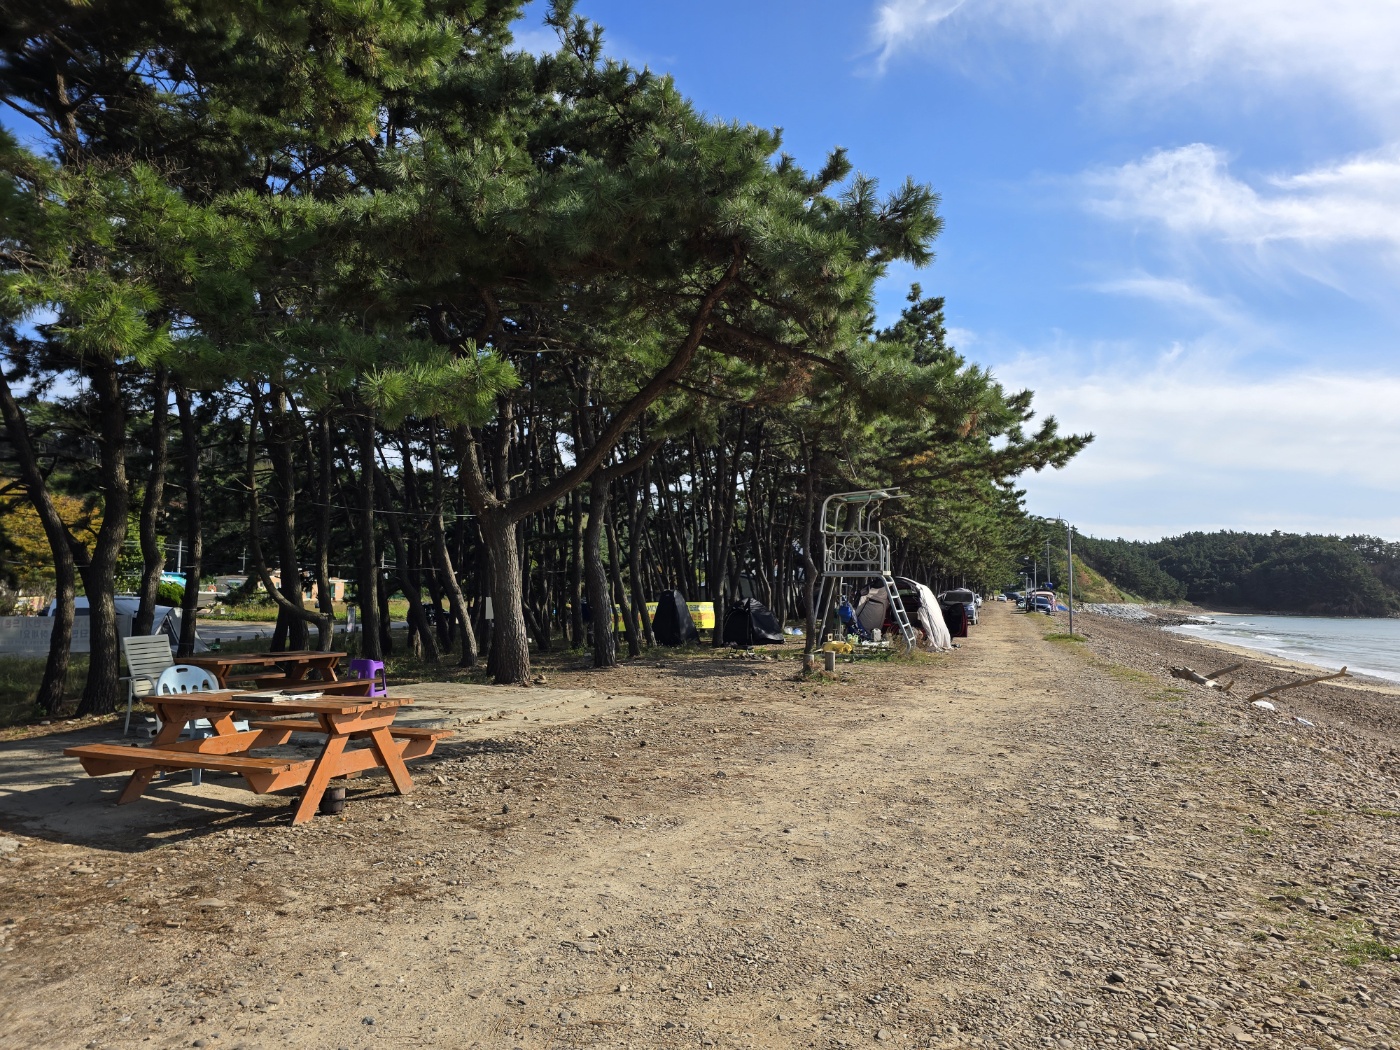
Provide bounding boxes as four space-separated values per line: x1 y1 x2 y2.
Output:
940 588 978 626
1029 591 1055 614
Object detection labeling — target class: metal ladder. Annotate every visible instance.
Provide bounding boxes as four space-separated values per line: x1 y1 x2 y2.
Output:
881 574 919 651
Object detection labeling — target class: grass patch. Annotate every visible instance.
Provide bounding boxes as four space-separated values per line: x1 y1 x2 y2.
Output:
211 598 412 623
1356 807 1400 820
1096 661 1153 684
1244 825 1273 838
0 654 89 726
1340 936 1399 967
1045 632 1088 643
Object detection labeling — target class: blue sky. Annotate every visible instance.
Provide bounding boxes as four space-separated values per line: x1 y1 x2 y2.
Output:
517 0 1400 541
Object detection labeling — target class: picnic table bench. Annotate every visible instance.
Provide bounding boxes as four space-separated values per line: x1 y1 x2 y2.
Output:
64 691 451 824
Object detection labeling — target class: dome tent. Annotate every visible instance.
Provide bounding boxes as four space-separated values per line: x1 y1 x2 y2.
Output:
651 589 700 646
722 598 785 646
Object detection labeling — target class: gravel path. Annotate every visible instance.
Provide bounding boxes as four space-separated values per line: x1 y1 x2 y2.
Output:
1 604 1396 1049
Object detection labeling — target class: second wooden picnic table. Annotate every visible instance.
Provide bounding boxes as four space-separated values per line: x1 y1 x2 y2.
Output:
65 691 450 824
182 650 348 690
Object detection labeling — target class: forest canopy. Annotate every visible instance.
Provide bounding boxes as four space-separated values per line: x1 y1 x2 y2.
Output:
1074 531 1400 616
0 0 1089 714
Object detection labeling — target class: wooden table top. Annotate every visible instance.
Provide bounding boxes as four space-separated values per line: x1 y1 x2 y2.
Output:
147 690 408 716
183 651 347 668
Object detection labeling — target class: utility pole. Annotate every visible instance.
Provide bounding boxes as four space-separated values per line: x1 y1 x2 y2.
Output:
1047 517 1076 634
1066 522 1076 636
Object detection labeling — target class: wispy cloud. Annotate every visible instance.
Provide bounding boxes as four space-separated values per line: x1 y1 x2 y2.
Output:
869 0 1400 125
1088 275 1252 328
995 346 1400 537
1084 144 1400 252
1077 144 1400 302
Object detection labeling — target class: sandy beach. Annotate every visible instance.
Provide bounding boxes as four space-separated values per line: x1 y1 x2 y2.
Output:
1 602 1397 1049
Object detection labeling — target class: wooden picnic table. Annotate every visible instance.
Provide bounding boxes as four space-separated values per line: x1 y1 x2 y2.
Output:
64 691 450 824
181 650 348 689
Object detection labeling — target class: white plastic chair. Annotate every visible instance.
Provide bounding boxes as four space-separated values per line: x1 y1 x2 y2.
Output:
155 665 219 695
121 635 174 735
155 665 247 786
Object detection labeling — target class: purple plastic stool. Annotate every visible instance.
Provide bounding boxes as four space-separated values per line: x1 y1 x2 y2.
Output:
348 657 388 697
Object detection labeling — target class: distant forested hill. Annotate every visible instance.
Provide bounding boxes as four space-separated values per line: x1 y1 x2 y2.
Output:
1074 532 1400 616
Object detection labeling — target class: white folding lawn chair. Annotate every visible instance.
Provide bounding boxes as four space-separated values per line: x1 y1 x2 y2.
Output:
120 635 174 735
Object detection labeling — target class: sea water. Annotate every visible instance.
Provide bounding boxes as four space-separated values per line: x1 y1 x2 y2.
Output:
1166 614 1400 684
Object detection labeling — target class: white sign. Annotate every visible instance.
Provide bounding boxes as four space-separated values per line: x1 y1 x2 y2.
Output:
0 615 133 656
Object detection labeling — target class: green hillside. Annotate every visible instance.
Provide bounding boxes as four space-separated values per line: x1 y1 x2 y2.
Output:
1065 554 1137 604
1073 531 1400 617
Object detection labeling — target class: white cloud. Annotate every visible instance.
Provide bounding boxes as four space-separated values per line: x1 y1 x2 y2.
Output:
1088 274 1251 328
869 0 1400 124
995 348 1400 538
1084 144 1400 254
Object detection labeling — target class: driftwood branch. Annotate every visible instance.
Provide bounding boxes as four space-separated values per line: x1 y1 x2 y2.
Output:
1243 667 1350 704
1169 665 1236 691
1204 662 1244 680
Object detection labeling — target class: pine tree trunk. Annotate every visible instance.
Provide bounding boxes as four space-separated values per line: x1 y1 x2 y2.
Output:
377 470 439 663
607 501 641 658
568 488 585 649
268 386 309 651
134 367 169 637
174 385 203 656
432 512 478 667
585 479 616 668
312 413 336 651
800 439 821 661
628 466 656 647
0 367 78 715
427 433 477 667
77 356 129 716
350 402 383 660
482 508 531 684
246 397 332 651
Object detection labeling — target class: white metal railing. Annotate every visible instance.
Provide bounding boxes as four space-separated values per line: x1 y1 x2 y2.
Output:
823 531 891 575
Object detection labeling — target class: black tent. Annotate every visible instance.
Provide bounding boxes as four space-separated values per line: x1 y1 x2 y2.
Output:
651 590 700 646
722 598 785 646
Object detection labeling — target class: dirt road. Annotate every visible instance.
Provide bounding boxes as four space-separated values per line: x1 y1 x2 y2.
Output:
2 604 1397 1049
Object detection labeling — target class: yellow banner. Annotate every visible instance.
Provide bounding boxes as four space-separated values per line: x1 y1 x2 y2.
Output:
629 601 716 630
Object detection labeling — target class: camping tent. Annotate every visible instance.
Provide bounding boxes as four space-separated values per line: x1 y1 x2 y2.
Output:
722 598 784 646
651 590 700 646
854 584 889 634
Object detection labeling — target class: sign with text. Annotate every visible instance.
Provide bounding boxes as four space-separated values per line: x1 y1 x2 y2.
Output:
0 615 133 656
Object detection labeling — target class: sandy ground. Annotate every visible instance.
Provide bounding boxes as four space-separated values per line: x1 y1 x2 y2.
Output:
1 604 1397 1050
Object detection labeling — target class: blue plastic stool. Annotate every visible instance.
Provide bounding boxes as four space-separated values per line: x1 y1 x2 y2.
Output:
348 657 388 697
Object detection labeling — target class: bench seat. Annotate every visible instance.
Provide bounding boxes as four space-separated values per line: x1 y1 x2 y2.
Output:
65 742 301 776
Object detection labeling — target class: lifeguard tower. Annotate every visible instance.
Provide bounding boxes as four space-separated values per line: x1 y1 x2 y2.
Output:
813 489 918 651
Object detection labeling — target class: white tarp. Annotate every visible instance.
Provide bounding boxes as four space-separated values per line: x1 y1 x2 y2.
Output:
913 581 954 652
